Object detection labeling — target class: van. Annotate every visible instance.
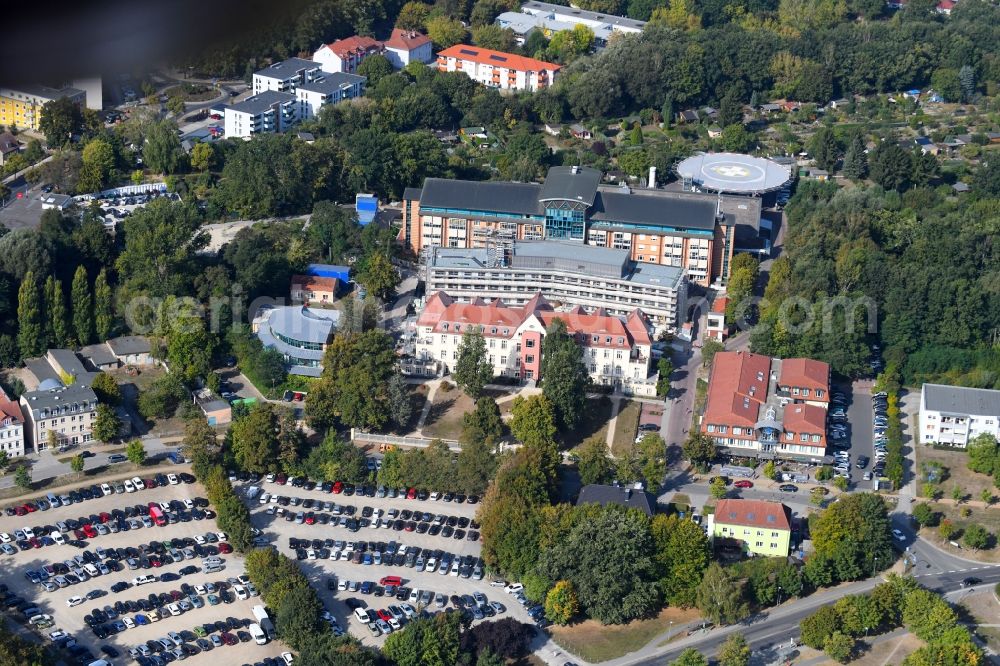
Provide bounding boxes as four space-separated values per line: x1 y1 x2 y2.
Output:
83 563 100 577
378 575 402 587
354 608 371 624
249 622 267 645
246 486 260 500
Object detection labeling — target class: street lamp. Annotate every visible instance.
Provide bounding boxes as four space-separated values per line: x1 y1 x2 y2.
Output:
873 556 879 577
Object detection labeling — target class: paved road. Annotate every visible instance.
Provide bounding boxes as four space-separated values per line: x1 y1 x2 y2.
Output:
843 381 874 485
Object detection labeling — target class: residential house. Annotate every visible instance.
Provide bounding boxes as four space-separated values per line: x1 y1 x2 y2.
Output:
919 384 1000 448
415 291 657 395
952 181 970 194
760 103 782 114
914 136 938 155
700 351 831 461
936 0 955 14
0 390 25 458
106 336 153 366
569 123 592 139
224 90 297 139
313 36 385 74
0 131 19 166
678 109 699 123
707 125 722 139
290 275 340 304
384 29 434 69
544 123 563 136
711 499 792 557
705 297 728 341
20 382 99 452
435 45 560 92
576 483 654 516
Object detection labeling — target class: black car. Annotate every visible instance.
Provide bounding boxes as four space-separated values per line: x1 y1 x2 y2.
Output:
856 456 870 468
961 577 982 587
101 645 120 658
778 484 799 493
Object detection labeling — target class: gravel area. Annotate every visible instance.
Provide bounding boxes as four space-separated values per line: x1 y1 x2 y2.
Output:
0 478 288 665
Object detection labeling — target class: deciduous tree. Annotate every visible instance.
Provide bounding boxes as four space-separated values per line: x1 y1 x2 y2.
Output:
696 563 747 625
544 580 579 624
717 633 751 666
454 327 493 398
541 318 588 431
93 404 122 442
126 439 146 466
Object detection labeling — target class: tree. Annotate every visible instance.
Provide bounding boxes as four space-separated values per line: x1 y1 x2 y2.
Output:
868 142 912 192
190 142 214 172
710 477 728 500
231 405 280 474
462 397 504 446
577 435 614 486
981 489 993 505
453 327 493 398
652 513 711 606
388 373 414 431
457 435 499 495
93 404 122 442
39 97 83 147
656 357 673 397
962 524 989 550
396 1 430 30
472 24 517 52
358 251 398 301
670 649 708 666
0 451 8 470
275 584 322 649
164 301 216 383
71 265 93 345
17 271 45 359
966 433 998 475
903 588 958 643
94 268 114 340
70 455 85 474
144 120 183 174
541 318 588 431
303 433 367 483
43 276 68 347
356 54 394 87
426 16 467 48
508 394 559 483
811 492 894 583
545 580 579 624
958 65 976 102
183 417 221 479
717 633 751 666
91 372 122 405
939 519 956 541
701 339 724 368
833 476 849 491
842 132 868 181
801 605 839 648
14 465 31 490
809 126 841 173
126 439 146 466
696 563 748 625
824 631 854 664
721 124 755 153
682 431 717 468
78 138 116 193
811 487 828 506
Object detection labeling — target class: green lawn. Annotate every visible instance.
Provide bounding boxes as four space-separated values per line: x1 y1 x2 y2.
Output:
611 400 641 457
562 397 614 450
549 607 700 662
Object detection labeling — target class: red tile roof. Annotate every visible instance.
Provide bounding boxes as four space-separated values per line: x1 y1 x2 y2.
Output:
781 403 827 447
703 351 772 427
715 499 790 531
436 45 560 73
291 275 339 292
385 28 431 51
711 297 728 314
779 358 829 393
321 36 383 58
0 390 23 425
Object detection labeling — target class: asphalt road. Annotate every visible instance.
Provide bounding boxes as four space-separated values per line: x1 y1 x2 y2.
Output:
843 382 875 485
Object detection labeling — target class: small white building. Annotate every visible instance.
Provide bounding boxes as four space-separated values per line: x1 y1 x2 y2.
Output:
920 383 1000 447
313 36 385 74
384 29 434 69
252 58 325 95
295 72 366 120
224 90 297 139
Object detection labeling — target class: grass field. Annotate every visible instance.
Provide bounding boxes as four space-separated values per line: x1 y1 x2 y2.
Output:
421 384 474 441
611 401 641 457
549 607 700 663
561 397 615 450
918 502 1000 561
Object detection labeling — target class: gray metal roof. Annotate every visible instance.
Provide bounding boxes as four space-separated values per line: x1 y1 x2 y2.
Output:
676 153 792 194
297 72 366 94
520 0 647 29
591 189 717 230
255 58 322 81
576 484 653 516
419 178 542 217
107 336 151 356
79 344 118 368
228 90 295 115
627 261 686 288
539 166 602 207
403 187 423 201
261 306 338 345
20 384 98 416
923 384 1000 416
512 240 628 279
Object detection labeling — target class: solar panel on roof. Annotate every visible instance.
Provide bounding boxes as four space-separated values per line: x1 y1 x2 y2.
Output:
489 54 508 62
459 48 478 56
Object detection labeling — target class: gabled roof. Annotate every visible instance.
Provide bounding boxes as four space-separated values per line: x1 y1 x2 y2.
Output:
779 358 829 392
703 351 772 427
385 28 432 51
715 499 790 530
538 166 601 206
436 45 561 73
0 389 23 425
782 403 827 445
291 275 339 291
319 36 384 58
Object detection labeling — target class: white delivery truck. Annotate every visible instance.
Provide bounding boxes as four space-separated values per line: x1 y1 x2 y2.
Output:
253 604 275 639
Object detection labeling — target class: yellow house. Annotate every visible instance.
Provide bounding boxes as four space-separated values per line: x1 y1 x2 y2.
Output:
712 499 791 557
0 85 85 132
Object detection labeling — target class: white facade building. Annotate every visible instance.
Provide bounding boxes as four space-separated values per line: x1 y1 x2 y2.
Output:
19 382 98 453
252 58 325 95
384 29 434 68
517 0 646 46
313 36 384 74
0 389 25 458
415 292 657 395
435 45 560 92
920 383 1000 447
295 72 366 120
224 90 297 139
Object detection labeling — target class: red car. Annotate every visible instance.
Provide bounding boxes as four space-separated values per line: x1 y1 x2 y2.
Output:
332 482 343 494
275 474 288 485
99 512 112 523
304 514 315 525
218 543 233 554
733 480 754 489
74 529 86 540
145 478 158 489
377 609 392 622
406 488 417 500
29 537 42 549
23 502 37 513
14 506 27 516
221 633 238 646
83 525 97 539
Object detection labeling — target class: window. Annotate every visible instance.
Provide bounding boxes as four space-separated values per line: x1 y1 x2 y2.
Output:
718 426 728 434
707 424 715 433
525 354 535 364
792 387 800 395
815 389 824 397
525 339 535 348
756 541 764 547
800 434 808 442
802 389 810 396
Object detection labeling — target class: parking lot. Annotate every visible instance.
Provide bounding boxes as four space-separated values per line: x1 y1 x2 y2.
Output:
0 478 289 665
0 189 47 230
834 382 878 486
239 477 540 647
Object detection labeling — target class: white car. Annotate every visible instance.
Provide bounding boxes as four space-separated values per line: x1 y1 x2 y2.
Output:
66 595 84 607
217 532 228 541
124 480 136 493
49 629 69 640
168 603 181 616
266 473 276 483
101 483 113 496
892 529 906 542
23 527 35 539
489 580 507 588
123 617 136 629
52 532 65 545
281 652 294 665
259 493 271 504
132 477 145 490
430 492 440 501
0 533 10 543
167 474 179 485
234 585 249 600
195 585 207 595
504 583 523 594
194 535 206 545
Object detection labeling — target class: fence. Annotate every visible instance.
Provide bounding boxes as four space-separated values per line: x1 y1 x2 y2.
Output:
351 430 462 451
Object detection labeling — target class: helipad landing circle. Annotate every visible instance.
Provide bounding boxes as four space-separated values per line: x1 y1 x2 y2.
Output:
676 153 791 193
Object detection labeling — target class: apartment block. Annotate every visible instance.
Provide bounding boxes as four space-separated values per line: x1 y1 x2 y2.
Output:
0 390 25 458
415 292 657 396
435 45 560 92
20 383 99 452
252 58 325 95
424 240 687 334
224 90 298 139
313 36 385 74
402 166 738 287
711 499 792 557
700 351 831 461
0 84 85 131
295 72 366 120
920 383 1000 447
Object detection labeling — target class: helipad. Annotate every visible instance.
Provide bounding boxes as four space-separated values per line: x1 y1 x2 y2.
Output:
676 153 792 194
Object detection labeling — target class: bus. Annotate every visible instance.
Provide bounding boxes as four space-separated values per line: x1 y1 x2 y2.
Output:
148 504 166 527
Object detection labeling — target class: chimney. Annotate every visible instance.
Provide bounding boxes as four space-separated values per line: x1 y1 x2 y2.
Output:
625 488 632 499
